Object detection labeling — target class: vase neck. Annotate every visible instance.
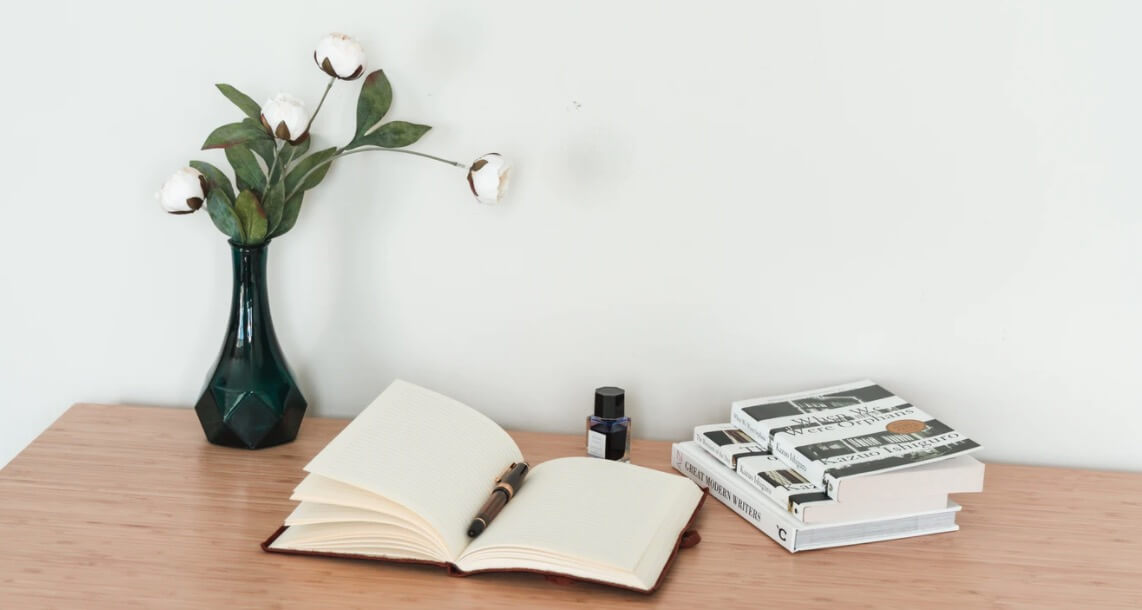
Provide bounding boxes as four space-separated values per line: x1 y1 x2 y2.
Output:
227 242 275 350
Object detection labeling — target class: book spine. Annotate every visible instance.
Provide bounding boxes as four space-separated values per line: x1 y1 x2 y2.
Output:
734 463 793 508
822 473 841 499
671 444 797 552
769 434 831 496
693 428 737 470
730 406 772 451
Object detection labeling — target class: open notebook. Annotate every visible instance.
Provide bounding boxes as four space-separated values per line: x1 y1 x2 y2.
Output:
264 380 706 593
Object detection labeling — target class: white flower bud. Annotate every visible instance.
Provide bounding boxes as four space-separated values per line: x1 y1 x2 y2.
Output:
156 167 206 214
314 33 367 80
467 154 511 205
260 93 309 143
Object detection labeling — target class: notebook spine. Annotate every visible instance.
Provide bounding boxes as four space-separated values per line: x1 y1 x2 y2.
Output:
671 443 797 552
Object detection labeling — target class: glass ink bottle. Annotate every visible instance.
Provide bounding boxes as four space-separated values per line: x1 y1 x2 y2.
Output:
586 386 631 462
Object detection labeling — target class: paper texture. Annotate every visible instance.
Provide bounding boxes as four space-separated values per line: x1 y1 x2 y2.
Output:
458 457 703 589
303 380 524 558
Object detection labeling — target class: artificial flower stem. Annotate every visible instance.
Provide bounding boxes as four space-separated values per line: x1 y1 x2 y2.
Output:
304 76 336 134
267 141 283 183
337 146 467 168
284 146 466 201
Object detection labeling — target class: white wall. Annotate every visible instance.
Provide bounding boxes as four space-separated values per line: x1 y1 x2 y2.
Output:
2 1 1140 471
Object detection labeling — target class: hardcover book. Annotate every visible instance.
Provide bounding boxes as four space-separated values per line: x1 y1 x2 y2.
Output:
672 441 962 552
730 380 982 498
695 424 973 524
732 452 833 521
263 380 706 593
693 423 767 469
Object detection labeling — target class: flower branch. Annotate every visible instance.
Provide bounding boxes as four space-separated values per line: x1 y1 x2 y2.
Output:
304 76 336 136
158 32 511 246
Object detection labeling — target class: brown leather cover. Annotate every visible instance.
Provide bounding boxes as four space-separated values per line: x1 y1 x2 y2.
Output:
261 490 707 594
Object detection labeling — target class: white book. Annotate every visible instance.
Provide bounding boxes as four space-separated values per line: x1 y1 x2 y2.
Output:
730 380 983 498
735 452 968 524
695 422 982 522
694 423 834 521
672 441 962 552
693 423 768 469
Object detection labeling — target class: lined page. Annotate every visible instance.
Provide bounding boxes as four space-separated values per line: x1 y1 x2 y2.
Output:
457 457 703 586
303 380 523 558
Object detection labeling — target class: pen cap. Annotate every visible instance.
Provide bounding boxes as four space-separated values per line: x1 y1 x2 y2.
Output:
594 386 625 419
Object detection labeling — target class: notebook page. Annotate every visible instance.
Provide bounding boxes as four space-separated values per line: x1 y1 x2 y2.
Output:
457 457 702 586
303 380 523 559
290 473 439 544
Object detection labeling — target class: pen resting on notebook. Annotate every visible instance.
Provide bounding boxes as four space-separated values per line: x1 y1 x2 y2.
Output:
468 461 529 537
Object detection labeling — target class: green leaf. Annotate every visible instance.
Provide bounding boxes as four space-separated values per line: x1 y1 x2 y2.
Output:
189 160 235 202
215 84 261 120
263 178 286 235
202 120 270 150
244 118 276 165
249 140 276 166
205 188 243 242
285 147 337 196
347 121 431 150
354 70 393 139
233 190 267 244
225 144 266 195
281 138 310 167
270 192 305 238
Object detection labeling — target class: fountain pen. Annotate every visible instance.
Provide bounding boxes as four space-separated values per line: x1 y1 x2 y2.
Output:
467 461 529 538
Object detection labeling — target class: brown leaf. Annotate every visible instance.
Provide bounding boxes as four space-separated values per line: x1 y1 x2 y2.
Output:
319 56 337 78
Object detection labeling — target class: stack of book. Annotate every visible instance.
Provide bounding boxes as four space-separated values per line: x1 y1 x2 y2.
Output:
672 380 985 552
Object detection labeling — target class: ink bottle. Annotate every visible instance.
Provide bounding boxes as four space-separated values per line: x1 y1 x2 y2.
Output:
586 386 631 462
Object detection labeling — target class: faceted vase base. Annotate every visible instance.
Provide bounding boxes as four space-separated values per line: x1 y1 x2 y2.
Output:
195 386 307 449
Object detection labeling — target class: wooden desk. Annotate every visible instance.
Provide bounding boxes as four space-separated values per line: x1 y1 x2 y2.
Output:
0 404 1139 608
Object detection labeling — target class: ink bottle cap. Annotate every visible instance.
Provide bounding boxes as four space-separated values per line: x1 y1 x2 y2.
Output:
594 387 625 419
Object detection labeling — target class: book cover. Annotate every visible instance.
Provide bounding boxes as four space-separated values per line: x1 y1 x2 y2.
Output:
730 380 982 497
694 425 971 523
694 422 831 520
734 453 832 519
693 423 768 469
729 380 903 451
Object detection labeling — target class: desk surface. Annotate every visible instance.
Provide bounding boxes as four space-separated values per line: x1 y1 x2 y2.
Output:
1 404 1140 608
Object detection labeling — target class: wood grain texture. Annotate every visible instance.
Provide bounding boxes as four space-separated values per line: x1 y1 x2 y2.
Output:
0 404 1140 609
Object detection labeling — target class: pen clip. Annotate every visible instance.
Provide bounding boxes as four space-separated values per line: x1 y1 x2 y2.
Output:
495 462 517 483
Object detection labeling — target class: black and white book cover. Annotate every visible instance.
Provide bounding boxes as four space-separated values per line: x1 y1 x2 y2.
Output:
695 423 832 520
730 380 982 497
693 423 767 469
734 453 832 518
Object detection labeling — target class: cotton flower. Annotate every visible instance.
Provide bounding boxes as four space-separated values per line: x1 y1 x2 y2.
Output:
467 154 511 204
260 93 309 143
156 167 207 214
314 33 366 80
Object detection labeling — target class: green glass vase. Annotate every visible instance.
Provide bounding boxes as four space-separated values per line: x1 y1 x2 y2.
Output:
194 241 307 449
